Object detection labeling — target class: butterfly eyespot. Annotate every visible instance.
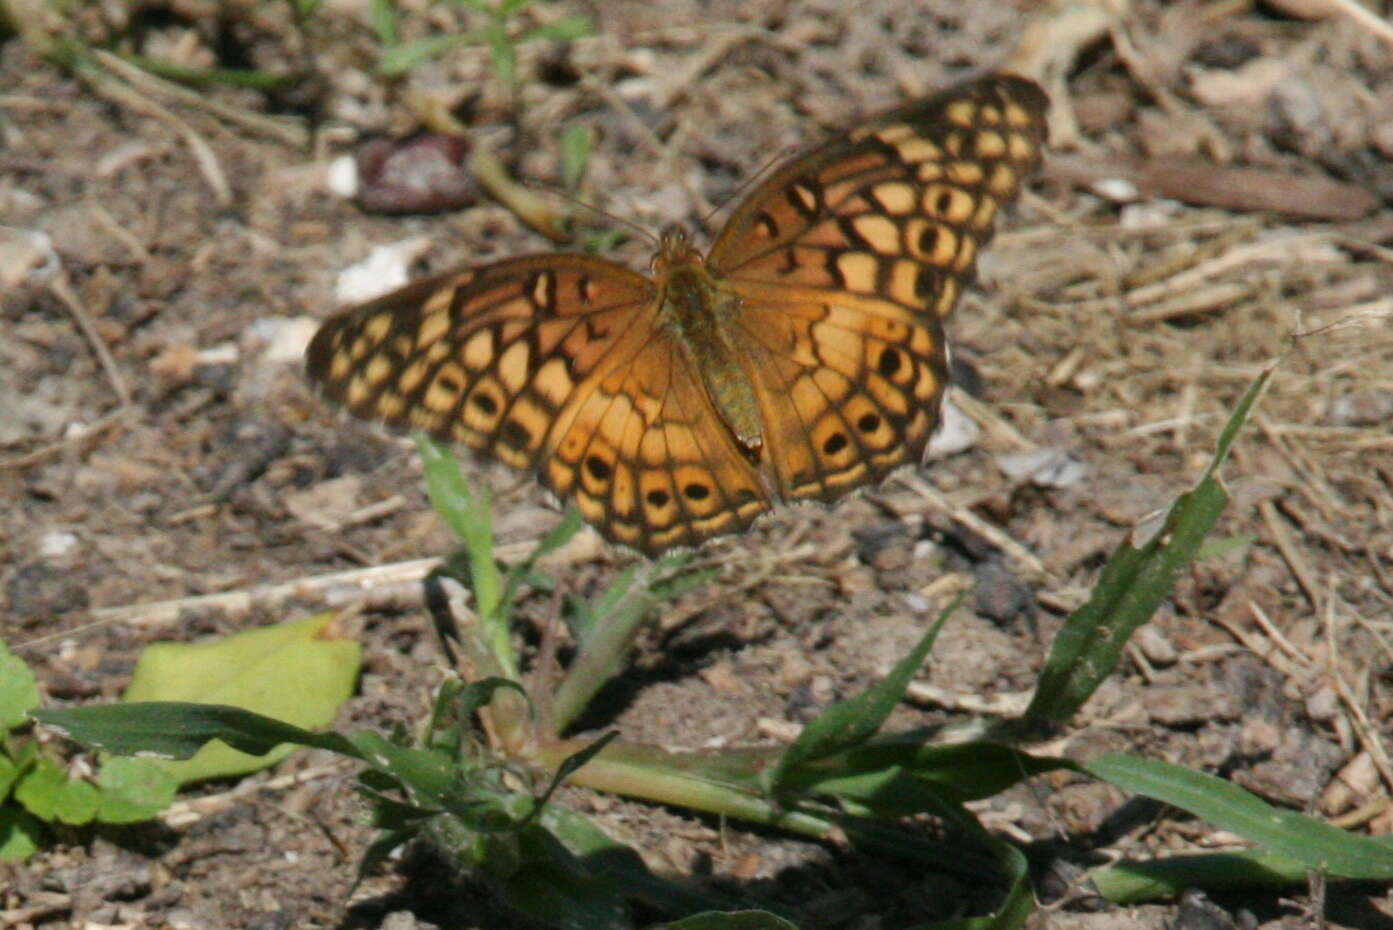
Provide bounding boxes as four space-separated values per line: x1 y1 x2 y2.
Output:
917 226 941 256
822 433 849 455
501 420 531 449
877 348 903 377
306 75 1047 556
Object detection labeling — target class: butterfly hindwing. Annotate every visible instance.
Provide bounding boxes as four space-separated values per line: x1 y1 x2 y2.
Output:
733 282 948 502
545 332 770 553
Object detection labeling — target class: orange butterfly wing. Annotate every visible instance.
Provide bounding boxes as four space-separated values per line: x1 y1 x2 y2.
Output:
307 76 1049 555
306 255 769 555
709 75 1050 502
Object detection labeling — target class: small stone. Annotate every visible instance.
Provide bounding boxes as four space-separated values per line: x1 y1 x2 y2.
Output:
1304 684 1340 722
1134 625 1177 666
996 447 1087 488
1147 685 1237 727
973 560 1033 626
1326 389 1393 427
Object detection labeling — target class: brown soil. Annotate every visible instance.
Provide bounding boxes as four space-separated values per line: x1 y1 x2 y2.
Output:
3 1 1392 928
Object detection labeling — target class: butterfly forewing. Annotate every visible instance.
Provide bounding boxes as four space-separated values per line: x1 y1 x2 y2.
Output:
708 75 1048 502
708 74 1048 319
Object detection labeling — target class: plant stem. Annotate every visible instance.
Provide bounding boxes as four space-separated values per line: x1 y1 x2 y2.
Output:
533 740 839 841
549 564 657 732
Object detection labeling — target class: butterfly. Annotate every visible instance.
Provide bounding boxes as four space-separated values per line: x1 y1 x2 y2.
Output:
307 74 1049 556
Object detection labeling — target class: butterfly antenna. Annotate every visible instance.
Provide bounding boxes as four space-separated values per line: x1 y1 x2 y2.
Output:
697 142 801 230
523 180 658 248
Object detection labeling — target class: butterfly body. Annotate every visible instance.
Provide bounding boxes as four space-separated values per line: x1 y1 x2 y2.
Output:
652 226 766 455
308 75 1050 556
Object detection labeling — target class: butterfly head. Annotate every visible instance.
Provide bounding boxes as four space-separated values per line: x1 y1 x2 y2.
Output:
652 224 703 275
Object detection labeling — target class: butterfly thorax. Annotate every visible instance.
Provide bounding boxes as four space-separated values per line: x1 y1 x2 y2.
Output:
651 225 764 455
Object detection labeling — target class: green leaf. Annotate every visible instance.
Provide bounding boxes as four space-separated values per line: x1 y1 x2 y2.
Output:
116 54 297 90
551 557 713 732
0 639 40 730
378 31 484 77
0 807 42 861
347 731 455 807
1083 753 1393 881
1194 532 1254 561
571 564 637 646
368 0 399 46
581 228 627 255
560 125 591 194
116 612 360 783
529 732 616 818
51 777 100 825
1092 847 1325 902
766 597 957 795
355 827 416 892
33 702 363 762
825 740 1065 804
12 758 61 818
500 824 633 930
457 677 530 723
486 22 518 88
0 752 17 800
417 436 507 655
1025 370 1269 725
541 803 752 916
94 756 178 823
520 14 596 43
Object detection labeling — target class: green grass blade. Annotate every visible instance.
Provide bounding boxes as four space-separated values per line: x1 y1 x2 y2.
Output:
1092 847 1327 902
542 804 757 916
765 596 958 795
32 702 364 761
1025 369 1269 725
551 558 712 733
805 741 1065 811
520 13 596 43
368 0 399 46
1084 753 1393 880
378 31 485 77
416 435 515 674
560 125 591 194
116 54 296 89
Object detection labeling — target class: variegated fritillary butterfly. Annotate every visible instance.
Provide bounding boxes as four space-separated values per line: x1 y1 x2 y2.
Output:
307 75 1049 556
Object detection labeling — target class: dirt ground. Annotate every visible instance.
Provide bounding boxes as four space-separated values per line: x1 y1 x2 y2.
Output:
3 0 1393 927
